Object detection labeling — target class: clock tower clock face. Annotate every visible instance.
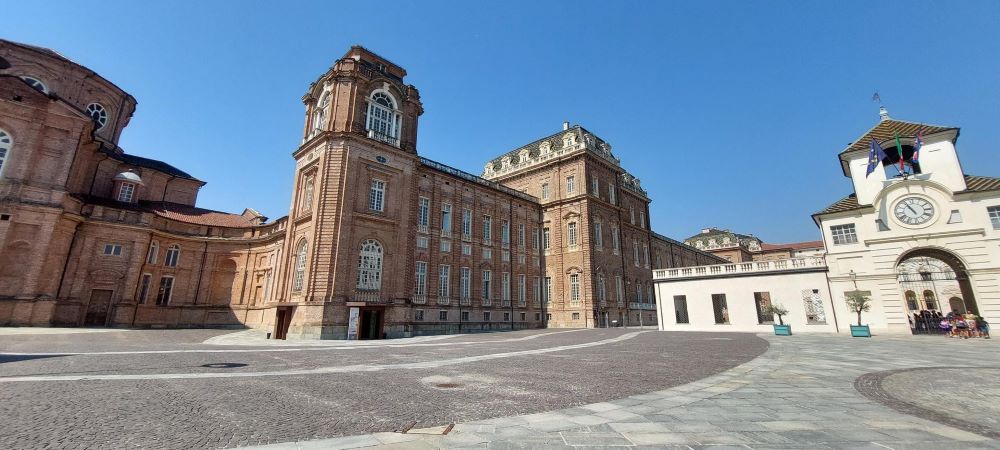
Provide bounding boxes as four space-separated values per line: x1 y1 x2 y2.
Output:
893 197 935 225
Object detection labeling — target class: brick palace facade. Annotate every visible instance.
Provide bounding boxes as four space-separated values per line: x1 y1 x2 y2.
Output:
0 40 721 339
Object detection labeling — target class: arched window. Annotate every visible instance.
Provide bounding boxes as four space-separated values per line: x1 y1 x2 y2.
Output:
923 290 937 310
21 76 48 94
357 239 383 290
311 92 330 136
147 241 159 265
292 239 308 291
0 129 11 177
164 244 181 267
365 91 401 146
905 290 918 310
86 103 108 130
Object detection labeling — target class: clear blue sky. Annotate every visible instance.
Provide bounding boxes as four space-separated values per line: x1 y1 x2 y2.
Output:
7 1 999 243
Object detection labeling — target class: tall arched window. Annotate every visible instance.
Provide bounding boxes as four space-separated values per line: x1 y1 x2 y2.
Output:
365 91 401 146
0 129 11 178
311 92 330 136
905 290 917 310
292 239 308 291
357 239 384 290
923 290 937 310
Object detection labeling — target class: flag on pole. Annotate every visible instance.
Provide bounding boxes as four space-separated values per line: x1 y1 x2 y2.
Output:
894 132 905 173
912 129 923 163
866 138 887 177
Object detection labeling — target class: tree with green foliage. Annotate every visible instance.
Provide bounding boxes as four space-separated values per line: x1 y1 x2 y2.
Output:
845 291 872 326
765 303 789 325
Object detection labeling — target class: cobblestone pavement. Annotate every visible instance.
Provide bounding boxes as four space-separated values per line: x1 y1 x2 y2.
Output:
0 328 766 449
250 333 1000 450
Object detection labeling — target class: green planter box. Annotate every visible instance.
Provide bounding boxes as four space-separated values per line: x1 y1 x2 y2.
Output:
773 324 792 336
850 325 871 337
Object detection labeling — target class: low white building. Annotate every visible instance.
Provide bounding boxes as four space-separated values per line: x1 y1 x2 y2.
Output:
655 109 1000 335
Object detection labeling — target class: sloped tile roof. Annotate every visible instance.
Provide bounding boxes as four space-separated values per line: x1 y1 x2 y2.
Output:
815 193 862 215
100 144 200 181
815 175 1000 217
760 240 824 251
841 119 957 156
73 194 260 228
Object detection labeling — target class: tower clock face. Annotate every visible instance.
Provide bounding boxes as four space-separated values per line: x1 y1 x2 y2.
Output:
893 197 935 225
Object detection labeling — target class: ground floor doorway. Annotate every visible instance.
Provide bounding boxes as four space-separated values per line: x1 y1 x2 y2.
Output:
83 289 113 326
359 308 384 340
273 306 293 340
897 248 980 335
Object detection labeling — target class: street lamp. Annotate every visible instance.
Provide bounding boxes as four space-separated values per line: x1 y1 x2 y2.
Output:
849 269 857 289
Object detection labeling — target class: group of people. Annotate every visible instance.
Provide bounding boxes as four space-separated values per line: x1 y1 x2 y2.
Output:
911 310 990 338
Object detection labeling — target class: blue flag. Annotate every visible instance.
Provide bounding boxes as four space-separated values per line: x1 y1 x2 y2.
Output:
865 138 887 177
912 129 923 163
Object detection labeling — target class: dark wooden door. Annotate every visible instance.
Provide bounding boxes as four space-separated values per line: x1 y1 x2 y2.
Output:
84 289 113 326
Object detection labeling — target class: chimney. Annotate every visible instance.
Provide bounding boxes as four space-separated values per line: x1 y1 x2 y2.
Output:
879 106 890 122
562 121 569 131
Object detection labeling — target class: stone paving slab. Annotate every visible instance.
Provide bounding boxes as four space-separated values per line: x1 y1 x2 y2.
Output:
247 334 1000 449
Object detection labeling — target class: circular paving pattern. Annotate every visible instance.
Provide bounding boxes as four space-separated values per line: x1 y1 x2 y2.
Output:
855 367 1000 440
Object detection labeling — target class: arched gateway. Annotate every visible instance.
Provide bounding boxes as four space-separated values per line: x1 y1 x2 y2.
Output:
897 247 979 334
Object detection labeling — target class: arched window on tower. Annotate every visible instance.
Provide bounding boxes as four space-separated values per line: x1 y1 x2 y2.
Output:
311 92 330 137
923 290 937 311
21 76 49 94
0 129 12 178
364 91 401 147
292 239 308 292
905 290 917 310
357 239 384 290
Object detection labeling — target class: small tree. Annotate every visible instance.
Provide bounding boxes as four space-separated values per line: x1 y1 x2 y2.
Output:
845 291 872 326
765 304 789 325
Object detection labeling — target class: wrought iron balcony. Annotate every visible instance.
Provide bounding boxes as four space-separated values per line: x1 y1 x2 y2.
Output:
367 129 399 147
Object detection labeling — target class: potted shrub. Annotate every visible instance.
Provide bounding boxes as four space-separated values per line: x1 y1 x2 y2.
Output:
766 304 791 336
846 291 872 337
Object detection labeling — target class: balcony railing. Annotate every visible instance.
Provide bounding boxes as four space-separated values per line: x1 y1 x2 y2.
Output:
653 256 828 280
460 296 471 306
412 294 427 305
417 224 429 234
629 302 657 311
354 289 388 304
367 129 399 147
440 229 453 239
436 296 450 306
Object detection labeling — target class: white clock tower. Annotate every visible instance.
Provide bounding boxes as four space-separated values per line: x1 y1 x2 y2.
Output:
814 109 1000 334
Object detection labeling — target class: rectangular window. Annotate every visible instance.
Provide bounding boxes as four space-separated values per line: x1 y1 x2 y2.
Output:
535 312 541 321
462 208 473 237
502 272 511 304
484 311 492 321
520 312 526 321
517 254 525 265
441 203 452 233
369 180 385 212
608 184 616 204
643 244 649 267
567 222 578 247
615 276 623 303
630 207 635 224
639 211 646 229
438 265 450 298
594 222 603 249
501 220 510 244
566 176 575 194
482 270 492 303
440 240 451 252
830 224 858 245
503 312 511 322
483 248 492 259
572 312 580 320
989 206 1000 229
541 183 550 200
533 276 540 303
146 243 158 264
517 224 525 246
417 197 430 227
118 182 135 203
138 274 152 304
612 227 620 253
155 276 174 306
460 267 471 300
754 291 773 324
518 274 526 306
712 294 729 324
591 177 599 196
461 310 470 321
545 276 552 305
569 274 580 305
416 237 429 248
414 262 427 296
415 309 424 321
439 310 448 321
461 243 471 255
502 250 510 262
542 227 551 250
483 215 492 241
103 244 123 256
596 276 606 303
532 228 539 249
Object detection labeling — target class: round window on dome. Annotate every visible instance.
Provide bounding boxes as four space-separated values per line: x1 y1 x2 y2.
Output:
86 103 109 130
21 76 49 94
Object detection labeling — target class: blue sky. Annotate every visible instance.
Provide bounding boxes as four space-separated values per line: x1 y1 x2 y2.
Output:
6 1 999 242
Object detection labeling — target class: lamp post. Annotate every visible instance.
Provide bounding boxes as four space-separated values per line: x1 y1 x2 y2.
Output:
849 269 858 289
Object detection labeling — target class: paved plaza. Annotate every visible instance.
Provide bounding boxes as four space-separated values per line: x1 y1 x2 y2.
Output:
1 328 998 449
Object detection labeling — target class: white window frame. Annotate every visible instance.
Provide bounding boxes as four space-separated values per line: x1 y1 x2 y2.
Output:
156 275 174 306
482 270 492 303
292 240 307 291
612 227 620 254
441 203 452 233
369 179 386 212
609 184 616 204
164 245 181 267
502 272 511 304
146 241 159 264
460 267 471 300
988 206 1000 229
569 274 581 305
567 222 578 248
117 182 135 203
438 265 451 298
365 90 401 146
517 224 525 246
541 183 550 200
414 261 427 296
102 244 123 256
830 224 858 245
594 222 603 249
138 273 152 304
566 175 575 194
86 103 109 130
417 197 430 228
543 227 551 250
462 208 473 237
518 274 526 306
483 215 492 241
591 177 599 196
0 129 11 178
357 239 384 290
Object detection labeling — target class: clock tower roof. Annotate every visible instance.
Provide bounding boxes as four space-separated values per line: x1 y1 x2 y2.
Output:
838 118 958 177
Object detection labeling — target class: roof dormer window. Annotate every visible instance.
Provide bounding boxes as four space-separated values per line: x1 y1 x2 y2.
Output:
87 103 108 130
117 182 136 203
